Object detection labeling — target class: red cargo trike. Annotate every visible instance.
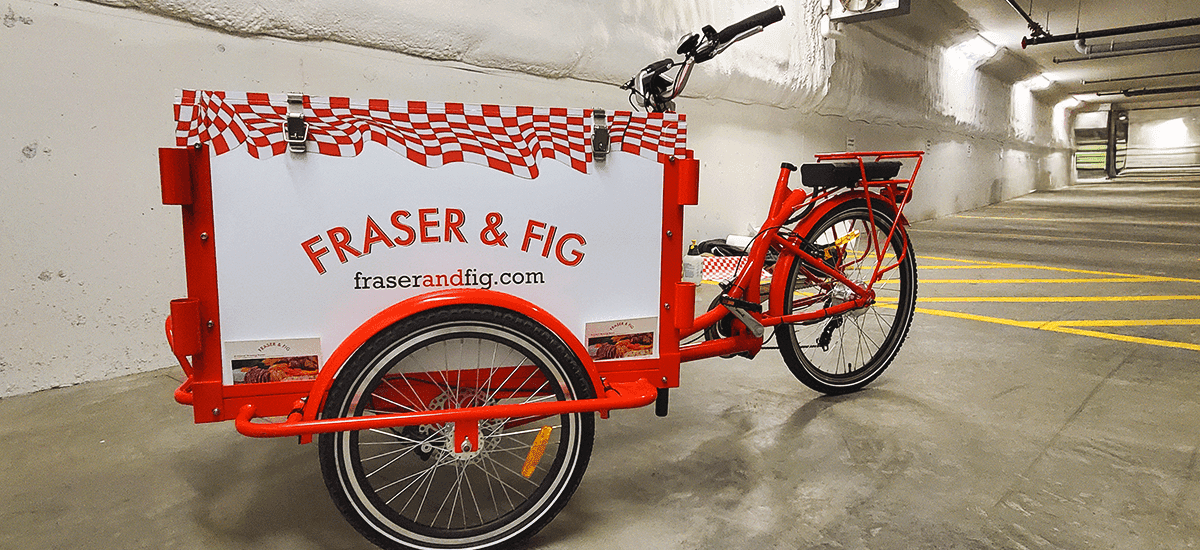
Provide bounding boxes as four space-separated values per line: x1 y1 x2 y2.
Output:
162 7 922 550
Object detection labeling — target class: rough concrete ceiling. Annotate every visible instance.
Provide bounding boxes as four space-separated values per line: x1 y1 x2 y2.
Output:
866 0 1200 110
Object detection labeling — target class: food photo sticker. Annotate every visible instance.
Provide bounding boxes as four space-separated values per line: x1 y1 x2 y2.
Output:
224 337 322 385
585 317 657 361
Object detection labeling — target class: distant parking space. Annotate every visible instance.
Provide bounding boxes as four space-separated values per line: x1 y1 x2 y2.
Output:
914 253 1200 352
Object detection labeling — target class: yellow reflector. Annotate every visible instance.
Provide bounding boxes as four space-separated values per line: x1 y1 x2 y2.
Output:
521 425 554 478
833 230 860 248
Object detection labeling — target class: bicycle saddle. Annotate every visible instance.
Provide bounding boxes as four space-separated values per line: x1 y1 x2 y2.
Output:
800 161 902 189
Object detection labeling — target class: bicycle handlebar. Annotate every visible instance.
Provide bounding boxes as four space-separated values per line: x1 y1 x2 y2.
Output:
644 58 674 75
715 5 785 45
623 5 785 112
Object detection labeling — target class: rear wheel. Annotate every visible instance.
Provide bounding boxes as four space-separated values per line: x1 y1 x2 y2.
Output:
777 202 917 394
318 305 595 550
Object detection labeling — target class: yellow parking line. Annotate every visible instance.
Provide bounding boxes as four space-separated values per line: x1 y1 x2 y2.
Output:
893 255 1200 350
1043 326 1200 352
918 295 1200 303
917 255 1200 283
954 214 1200 229
921 277 1170 284
916 307 1200 352
918 256 994 264
1046 319 1200 328
922 264 1030 270
915 307 1041 329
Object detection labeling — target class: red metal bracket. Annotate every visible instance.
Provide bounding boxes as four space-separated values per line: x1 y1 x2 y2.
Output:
670 156 700 206
164 313 195 405
159 147 194 205
235 379 658 438
453 420 480 454
298 289 607 427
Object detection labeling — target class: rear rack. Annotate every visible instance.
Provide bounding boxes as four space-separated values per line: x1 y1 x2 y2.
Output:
810 151 925 286
811 150 924 210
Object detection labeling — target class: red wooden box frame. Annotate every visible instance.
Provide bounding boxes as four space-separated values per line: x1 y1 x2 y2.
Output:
162 140 700 440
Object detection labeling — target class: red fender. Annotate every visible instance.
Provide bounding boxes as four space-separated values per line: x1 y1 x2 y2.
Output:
300 289 604 427
791 190 908 237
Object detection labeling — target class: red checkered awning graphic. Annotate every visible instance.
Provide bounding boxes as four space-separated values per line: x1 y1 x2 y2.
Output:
174 90 687 179
701 256 773 284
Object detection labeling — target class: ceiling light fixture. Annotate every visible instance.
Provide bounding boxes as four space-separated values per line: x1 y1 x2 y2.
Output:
1018 75 1053 91
947 35 999 66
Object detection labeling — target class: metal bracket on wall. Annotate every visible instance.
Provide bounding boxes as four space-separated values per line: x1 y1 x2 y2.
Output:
285 93 308 153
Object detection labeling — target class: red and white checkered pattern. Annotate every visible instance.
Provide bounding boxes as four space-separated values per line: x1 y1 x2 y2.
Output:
701 256 773 284
174 91 689 178
607 111 688 164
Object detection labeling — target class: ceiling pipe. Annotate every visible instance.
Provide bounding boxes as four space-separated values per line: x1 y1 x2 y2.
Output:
1021 16 1200 48
1002 0 1049 40
1054 41 1200 63
1123 84 1200 97
1083 69 1200 85
1074 33 1200 55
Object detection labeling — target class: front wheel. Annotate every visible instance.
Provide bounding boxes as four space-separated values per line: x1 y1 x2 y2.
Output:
318 305 595 550
776 201 917 394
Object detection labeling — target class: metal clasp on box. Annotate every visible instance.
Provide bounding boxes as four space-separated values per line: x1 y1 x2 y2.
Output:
593 108 609 162
285 93 308 153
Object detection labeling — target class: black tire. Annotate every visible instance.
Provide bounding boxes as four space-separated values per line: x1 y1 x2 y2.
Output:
318 305 595 550
776 201 917 394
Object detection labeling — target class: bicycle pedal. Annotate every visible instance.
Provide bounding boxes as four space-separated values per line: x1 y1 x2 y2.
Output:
717 295 764 338
718 295 762 313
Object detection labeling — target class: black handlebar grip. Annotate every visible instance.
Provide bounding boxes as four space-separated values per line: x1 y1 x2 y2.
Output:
647 58 674 74
715 5 785 44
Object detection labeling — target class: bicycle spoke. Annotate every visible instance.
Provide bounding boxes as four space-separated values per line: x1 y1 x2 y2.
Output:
780 205 916 390
480 454 520 510
364 432 442 478
361 441 419 464
321 308 593 547
364 427 430 447
386 452 455 509
463 462 484 526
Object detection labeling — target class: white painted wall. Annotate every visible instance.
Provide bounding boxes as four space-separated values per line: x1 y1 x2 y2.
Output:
1125 106 1200 169
1 0 1069 397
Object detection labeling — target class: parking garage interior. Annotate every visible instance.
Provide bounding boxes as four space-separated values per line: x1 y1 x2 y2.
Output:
2 0 1198 548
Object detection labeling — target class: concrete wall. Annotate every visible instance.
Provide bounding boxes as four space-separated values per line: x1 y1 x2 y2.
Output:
1125 106 1200 169
0 0 1069 397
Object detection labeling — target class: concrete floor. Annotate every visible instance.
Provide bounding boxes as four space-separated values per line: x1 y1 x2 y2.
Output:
3 179 1199 549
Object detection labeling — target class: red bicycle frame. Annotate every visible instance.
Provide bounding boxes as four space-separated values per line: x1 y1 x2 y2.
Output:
678 151 924 363
162 140 921 441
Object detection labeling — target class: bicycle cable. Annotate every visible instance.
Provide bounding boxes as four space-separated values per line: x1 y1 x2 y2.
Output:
725 221 788 297
784 191 823 226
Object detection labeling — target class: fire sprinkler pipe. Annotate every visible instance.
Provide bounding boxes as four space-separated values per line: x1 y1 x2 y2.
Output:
1073 33 1200 55
1084 69 1200 85
1123 84 1200 97
1021 16 1200 48
1003 0 1048 40
1093 84 1200 98
1054 40 1200 63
